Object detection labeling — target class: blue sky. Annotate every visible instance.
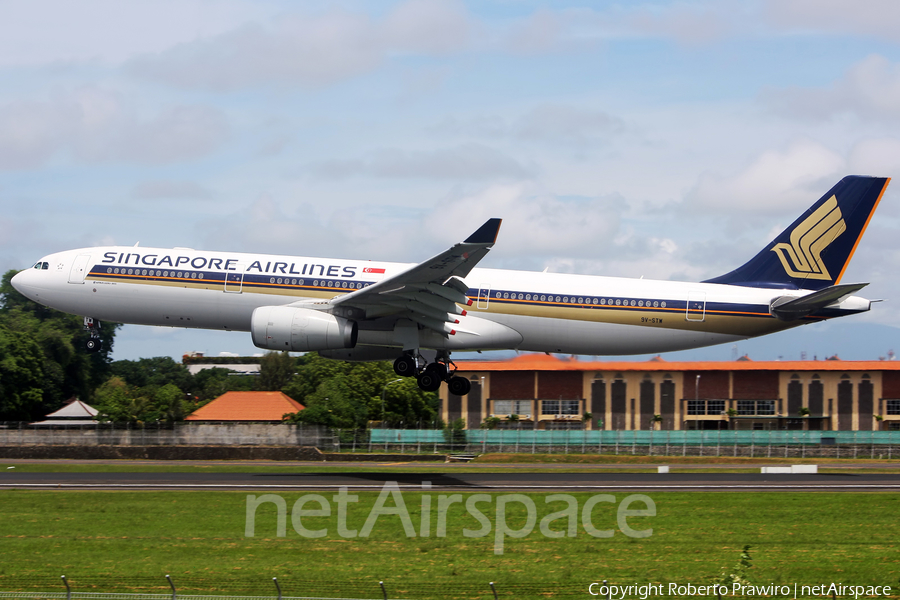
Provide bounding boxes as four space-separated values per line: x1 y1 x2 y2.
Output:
3 0 900 362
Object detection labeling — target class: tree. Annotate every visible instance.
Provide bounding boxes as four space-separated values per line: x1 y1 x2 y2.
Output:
191 367 255 403
111 356 192 391
481 416 501 430
0 269 118 411
152 383 190 422
379 377 440 426
93 377 192 423
444 418 467 450
258 352 295 391
282 352 356 402
93 376 145 423
287 374 370 429
0 325 45 420
282 353 439 429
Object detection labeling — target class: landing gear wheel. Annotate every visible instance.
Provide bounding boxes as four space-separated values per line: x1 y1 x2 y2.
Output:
425 362 449 381
448 376 471 396
416 370 442 392
393 355 417 377
85 338 101 353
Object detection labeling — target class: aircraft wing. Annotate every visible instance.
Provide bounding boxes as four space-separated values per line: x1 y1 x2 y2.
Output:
317 218 501 336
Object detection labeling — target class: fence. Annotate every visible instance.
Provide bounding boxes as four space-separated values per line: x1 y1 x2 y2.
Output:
349 428 900 458
0 423 334 448
0 575 586 600
4 421 900 458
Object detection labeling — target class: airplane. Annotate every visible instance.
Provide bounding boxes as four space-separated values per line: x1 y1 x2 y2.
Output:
11 175 889 396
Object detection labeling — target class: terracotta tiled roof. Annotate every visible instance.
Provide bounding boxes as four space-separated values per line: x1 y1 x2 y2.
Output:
186 391 304 421
454 353 900 372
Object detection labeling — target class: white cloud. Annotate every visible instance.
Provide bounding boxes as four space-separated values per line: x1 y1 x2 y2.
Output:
0 88 228 170
848 138 900 177
624 2 740 46
763 0 900 43
423 184 627 262
310 143 534 181
0 100 69 170
199 194 345 257
430 104 625 149
196 183 633 274
684 139 845 215
498 2 745 53
381 0 472 55
513 104 625 146
0 0 261 67
132 180 213 201
762 55 900 122
127 0 472 90
499 1 900 52
504 10 565 55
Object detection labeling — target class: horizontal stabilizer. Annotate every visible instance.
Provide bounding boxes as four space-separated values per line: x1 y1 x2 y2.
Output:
770 283 868 321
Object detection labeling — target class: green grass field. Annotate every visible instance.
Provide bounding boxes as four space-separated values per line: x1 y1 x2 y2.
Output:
0 490 897 599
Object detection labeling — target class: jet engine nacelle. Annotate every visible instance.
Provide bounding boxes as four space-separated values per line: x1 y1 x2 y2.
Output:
251 306 357 352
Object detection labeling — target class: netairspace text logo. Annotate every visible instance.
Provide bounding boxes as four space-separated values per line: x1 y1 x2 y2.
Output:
244 481 655 554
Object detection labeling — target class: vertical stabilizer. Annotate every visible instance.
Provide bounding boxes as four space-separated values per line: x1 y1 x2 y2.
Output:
703 176 889 290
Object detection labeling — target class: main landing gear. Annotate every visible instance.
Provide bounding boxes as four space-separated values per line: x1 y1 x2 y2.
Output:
393 352 472 395
83 317 102 353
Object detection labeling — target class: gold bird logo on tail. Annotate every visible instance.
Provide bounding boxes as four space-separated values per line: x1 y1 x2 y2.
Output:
771 195 846 280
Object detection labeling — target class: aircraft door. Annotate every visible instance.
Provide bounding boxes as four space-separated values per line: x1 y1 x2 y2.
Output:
685 291 706 322
224 264 246 293
68 254 91 284
477 284 491 309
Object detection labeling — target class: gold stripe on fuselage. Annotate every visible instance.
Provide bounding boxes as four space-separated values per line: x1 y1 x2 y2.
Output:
91 273 791 337
478 299 788 336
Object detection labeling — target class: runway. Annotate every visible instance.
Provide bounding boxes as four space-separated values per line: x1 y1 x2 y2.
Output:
2 470 899 491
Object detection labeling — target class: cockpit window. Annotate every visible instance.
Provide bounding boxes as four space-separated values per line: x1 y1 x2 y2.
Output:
32 262 49 270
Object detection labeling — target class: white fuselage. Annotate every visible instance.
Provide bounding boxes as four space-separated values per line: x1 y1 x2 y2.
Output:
11 246 870 356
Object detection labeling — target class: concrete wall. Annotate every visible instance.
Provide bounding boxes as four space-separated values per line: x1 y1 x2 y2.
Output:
0 446 448 461
0 445 326 461
0 423 333 447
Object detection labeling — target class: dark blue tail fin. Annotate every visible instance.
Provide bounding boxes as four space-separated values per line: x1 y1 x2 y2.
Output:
703 175 889 290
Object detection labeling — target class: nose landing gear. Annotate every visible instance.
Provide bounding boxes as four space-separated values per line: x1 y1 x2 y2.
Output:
83 317 102 353
392 352 472 395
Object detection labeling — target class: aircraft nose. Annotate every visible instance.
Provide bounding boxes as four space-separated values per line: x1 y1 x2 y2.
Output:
10 269 39 300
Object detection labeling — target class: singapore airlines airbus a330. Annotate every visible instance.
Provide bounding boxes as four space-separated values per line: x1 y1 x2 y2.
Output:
11 176 890 395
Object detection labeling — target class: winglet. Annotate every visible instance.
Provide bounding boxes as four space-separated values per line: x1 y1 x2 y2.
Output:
464 218 502 244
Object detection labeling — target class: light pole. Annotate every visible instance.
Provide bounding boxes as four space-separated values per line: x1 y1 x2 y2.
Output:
382 378 404 429
695 374 701 429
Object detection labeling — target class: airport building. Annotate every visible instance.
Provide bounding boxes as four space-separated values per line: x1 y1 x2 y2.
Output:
439 354 900 432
